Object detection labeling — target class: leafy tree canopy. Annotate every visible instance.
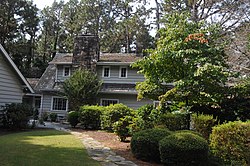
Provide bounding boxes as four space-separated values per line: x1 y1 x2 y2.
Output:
133 13 235 107
62 69 102 111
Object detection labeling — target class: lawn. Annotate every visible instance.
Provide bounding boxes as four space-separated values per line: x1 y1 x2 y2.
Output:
0 129 100 166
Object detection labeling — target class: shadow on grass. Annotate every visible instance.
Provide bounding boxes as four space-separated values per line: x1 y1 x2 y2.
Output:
0 129 100 166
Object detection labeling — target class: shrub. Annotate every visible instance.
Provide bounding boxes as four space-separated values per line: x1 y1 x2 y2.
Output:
158 112 190 131
159 131 209 165
209 121 250 165
113 115 133 142
40 112 48 121
79 105 105 129
1 103 33 129
101 104 134 131
49 113 57 122
67 111 79 128
192 113 217 140
131 128 172 162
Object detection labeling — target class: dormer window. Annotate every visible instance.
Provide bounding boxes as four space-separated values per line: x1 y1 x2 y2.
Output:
103 66 110 78
120 67 127 78
63 66 70 77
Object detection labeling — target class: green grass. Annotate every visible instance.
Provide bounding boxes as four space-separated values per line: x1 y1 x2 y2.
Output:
0 129 100 166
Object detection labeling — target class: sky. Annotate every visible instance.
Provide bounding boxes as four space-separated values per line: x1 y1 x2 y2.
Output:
33 0 68 9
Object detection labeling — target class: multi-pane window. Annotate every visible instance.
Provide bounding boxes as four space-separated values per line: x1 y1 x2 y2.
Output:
52 97 67 111
120 67 127 78
63 67 70 77
103 67 110 77
101 99 119 106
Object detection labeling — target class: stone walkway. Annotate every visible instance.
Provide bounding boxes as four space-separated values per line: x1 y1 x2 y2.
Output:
39 122 137 166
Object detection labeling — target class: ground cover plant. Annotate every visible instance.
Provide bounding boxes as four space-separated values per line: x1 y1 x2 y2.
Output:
0 129 100 166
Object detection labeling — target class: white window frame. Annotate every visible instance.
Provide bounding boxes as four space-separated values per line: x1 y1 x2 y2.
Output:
119 66 128 78
100 98 119 106
51 96 68 111
153 101 160 108
102 66 110 78
63 66 71 77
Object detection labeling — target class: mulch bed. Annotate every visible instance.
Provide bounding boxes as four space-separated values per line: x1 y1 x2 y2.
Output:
72 128 163 166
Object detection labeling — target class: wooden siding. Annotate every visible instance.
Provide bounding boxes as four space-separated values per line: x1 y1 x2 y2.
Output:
55 65 71 82
97 65 145 84
98 93 152 109
0 52 23 108
40 94 68 117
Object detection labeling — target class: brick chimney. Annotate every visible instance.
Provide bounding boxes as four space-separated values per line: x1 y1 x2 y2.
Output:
72 35 99 71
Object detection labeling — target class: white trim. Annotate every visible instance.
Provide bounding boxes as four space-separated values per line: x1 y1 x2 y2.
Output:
119 66 128 78
63 66 71 77
0 44 34 93
102 66 110 78
153 100 160 108
50 96 68 111
100 98 119 106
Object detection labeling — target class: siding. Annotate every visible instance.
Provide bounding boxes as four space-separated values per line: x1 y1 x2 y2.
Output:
0 52 23 108
98 93 153 109
56 65 71 82
97 65 145 84
40 93 68 117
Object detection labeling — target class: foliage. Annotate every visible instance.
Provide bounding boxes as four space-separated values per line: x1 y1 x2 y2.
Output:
130 128 172 162
0 130 100 166
49 113 57 122
192 113 217 140
159 131 209 165
67 111 79 128
79 105 105 129
62 69 102 112
209 121 250 165
113 115 133 142
101 104 134 131
1 103 34 129
158 112 190 131
40 112 48 121
133 13 233 107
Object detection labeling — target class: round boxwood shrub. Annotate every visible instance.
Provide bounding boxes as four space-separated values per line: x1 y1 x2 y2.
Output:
79 105 105 129
131 128 172 162
101 104 134 131
209 121 250 165
159 131 209 165
67 111 79 128
113 115 133 142
49 113 57 122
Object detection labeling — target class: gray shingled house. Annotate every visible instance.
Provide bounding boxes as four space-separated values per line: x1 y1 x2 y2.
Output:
34 35 154 118
0 44 34 109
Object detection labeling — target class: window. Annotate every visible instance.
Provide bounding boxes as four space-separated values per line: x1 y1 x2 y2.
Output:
63 66 70 77
101 99 119 106
120 67 127 78
52 97 67 111
103 66 110 77
153 101 160 108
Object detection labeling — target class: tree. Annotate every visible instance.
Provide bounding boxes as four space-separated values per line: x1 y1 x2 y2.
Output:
133 13 233 108
62 69 102 111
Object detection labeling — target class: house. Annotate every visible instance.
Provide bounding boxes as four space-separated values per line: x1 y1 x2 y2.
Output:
0 44 34 109
35 35 154 118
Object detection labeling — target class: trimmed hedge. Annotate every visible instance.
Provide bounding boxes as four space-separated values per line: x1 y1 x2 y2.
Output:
101 104 134 131
67 111 79 128
192 113 217 139
131 128 172 162
159 131 209 165
209 121 250 165
159 113 190 131
79 105 105 129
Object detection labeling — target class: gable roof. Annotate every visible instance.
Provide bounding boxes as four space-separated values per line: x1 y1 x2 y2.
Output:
0 44 34 93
